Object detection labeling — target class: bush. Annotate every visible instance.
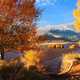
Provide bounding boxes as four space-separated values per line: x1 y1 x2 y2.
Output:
0 64 45 80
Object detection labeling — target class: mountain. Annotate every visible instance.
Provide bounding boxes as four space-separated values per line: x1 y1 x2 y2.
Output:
37 24 80 41
37 24 75 35
49 30 79 40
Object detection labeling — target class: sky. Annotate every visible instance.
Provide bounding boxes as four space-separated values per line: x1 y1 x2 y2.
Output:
35 0 77 26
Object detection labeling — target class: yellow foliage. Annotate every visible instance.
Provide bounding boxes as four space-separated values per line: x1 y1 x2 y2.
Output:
73 0 80 32
0 60 8 68
73 9 80 18
60 53 80 74
69 45 75 49
63 53 80 59
23 50 41 69
74 20 80 32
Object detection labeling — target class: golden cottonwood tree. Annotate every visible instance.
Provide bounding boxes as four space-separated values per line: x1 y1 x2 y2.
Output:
73 0 80 32
0 0 39 59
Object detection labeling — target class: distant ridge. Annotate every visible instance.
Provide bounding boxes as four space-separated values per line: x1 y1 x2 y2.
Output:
37 24 80 41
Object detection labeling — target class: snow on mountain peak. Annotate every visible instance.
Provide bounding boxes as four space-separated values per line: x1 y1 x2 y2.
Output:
37 23 75 35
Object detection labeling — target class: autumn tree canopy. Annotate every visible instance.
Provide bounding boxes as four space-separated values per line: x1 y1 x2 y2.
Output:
0 0 39 59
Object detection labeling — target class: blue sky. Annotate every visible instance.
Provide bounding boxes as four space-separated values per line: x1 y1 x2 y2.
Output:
35 0 77 26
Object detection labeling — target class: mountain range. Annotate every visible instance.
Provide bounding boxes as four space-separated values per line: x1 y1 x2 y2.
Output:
37 24 80 41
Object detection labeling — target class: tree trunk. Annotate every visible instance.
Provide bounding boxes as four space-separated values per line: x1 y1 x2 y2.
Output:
0 46 4 60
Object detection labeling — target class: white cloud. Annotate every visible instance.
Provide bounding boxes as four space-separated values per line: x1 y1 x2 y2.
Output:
36 0 57 6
